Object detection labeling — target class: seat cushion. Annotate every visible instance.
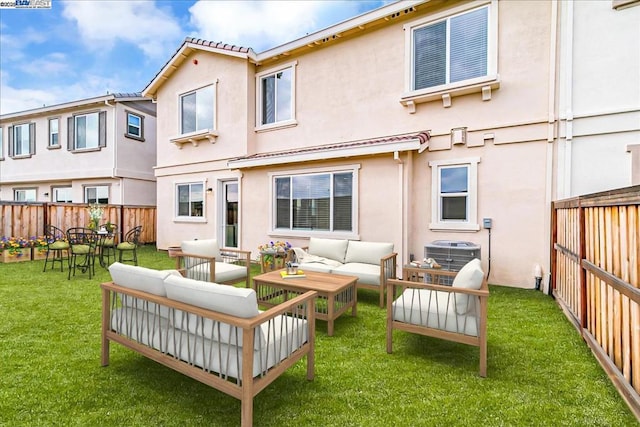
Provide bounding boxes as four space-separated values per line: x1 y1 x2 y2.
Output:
344 241 393 265
308 237 349 263
117 242 136 250
50 241 69 250
333 263 380 285
71 244 91 254
392 288 479 336
185 261 247 283
181 239 221 259
452 259 484 315
297 262 336 274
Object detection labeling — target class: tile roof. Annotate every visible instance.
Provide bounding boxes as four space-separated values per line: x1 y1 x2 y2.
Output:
234 131 430 163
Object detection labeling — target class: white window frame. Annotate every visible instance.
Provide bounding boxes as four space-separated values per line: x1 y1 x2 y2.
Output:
125 111 144 141
14 188 36 202
429 157 480 231
53 186 73 203
269 164 360 239
179 84 216 135
84 185 109 204
0 126 3 160
74 112 100 150
48 118 59 147
255 61 297 132
12 123 33 157
402 1 498 108
174 180 207 222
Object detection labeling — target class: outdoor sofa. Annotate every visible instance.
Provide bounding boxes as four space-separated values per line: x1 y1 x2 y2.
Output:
101 262 316 427
291 237 397 307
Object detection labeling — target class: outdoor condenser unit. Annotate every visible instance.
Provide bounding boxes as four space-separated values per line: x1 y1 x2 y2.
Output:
424 240 481 285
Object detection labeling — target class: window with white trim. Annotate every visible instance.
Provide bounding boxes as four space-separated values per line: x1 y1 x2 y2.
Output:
9 123 35 157
176 182 204 218
273 169 354 233
85 185 109 204
14 188 36 202
53 187 72 203
180 85 214 135
429 158 480 231
126 111 144 141
402 2 498 107
49 118 59 147
0 127 3 160
69 111 106 150
256 61 297 129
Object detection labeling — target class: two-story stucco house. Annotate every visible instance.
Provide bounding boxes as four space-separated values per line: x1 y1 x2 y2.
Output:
0 93 157 205
142 0 638 290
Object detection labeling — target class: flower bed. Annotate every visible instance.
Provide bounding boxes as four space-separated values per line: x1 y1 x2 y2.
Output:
0 237 32 263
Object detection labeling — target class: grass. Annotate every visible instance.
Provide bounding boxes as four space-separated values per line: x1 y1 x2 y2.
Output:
0 245 636 426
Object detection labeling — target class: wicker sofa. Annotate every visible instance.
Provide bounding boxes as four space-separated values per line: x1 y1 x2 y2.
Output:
291 237 397 307
101 262 316 427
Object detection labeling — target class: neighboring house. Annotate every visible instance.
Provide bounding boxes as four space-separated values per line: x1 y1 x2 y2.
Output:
555 0 640 197
0 93 157 206
143 0 638 290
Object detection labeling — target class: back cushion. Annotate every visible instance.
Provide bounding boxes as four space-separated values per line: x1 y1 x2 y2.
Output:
344 241 394 265
452 258 484 315
308 237 349 263
108 262 181 296
163 275 259 318
181 239 221 259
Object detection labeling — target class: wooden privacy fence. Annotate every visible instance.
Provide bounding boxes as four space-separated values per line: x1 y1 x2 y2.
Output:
551 185 640 419
0 202 156 244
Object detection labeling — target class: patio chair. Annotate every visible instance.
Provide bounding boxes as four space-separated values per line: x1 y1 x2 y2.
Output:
386 258 489 377
116 226 142 265
43 224 70 272
97 223 118 267
66 227 98 280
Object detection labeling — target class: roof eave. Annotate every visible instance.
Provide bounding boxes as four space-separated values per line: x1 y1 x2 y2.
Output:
228 137 427 169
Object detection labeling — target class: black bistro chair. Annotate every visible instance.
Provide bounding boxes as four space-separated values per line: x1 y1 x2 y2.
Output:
43 225 70 272
97 223 118 267
116 226 142 265
66 227 98 279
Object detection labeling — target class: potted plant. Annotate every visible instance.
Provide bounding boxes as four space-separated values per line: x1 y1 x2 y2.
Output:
258 240 291 272
30 235 49 261
0 236 32 263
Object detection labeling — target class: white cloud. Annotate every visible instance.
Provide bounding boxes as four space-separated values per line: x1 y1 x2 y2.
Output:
188 0 368 52
61 0 184 59
18 52 71 77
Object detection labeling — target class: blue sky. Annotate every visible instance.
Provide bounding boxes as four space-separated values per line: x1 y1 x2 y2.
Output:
0 0 389 115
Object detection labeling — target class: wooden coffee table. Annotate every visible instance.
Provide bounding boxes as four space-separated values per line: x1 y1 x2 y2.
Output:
252 270 358 336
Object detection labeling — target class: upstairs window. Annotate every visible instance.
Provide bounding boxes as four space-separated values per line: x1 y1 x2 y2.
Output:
85 185 109 204
8 123 35 158
126 112 142 139
0 127 3 160
256 61 297 130
49 118 59 147
176 182 204 218
413 6 488 91
180 85 214 135
68 111 106 151
273 169 355 234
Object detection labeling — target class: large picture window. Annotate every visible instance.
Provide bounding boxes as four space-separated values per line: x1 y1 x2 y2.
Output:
274 170 354 233
256 62 297 129
180 85 214 134
429 158 480 231
176 182 204 218
68 111 106 151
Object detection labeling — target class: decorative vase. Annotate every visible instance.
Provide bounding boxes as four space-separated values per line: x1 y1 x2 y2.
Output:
0 248 32 263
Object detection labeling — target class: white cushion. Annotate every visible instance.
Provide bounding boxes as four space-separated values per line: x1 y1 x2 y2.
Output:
392 288 479 336
308 238 349 263
181 239 221 259
108 262 181 296
333 263 380 285
297 262 336 274
344 241 393 265
185 261 247 283
163 275 259 318
452 259 484 315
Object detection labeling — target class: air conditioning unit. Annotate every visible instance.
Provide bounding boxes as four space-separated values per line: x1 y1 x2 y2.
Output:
424 240 481 285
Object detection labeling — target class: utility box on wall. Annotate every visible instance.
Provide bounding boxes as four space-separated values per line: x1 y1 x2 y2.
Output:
424 240 481 284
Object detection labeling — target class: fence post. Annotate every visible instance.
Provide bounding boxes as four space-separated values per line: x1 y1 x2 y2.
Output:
578 198 587 330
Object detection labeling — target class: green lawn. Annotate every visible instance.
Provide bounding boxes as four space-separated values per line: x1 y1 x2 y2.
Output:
0 245 636 426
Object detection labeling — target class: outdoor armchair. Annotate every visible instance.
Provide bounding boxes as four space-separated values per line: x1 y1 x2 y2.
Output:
66 227 98 280
177 239 251 286
116 225 142 266
386 258 489 377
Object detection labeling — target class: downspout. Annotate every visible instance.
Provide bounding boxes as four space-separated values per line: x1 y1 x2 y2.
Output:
561 0 574 198
104 99 119 202
394 151 407 276
544 0 559 294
